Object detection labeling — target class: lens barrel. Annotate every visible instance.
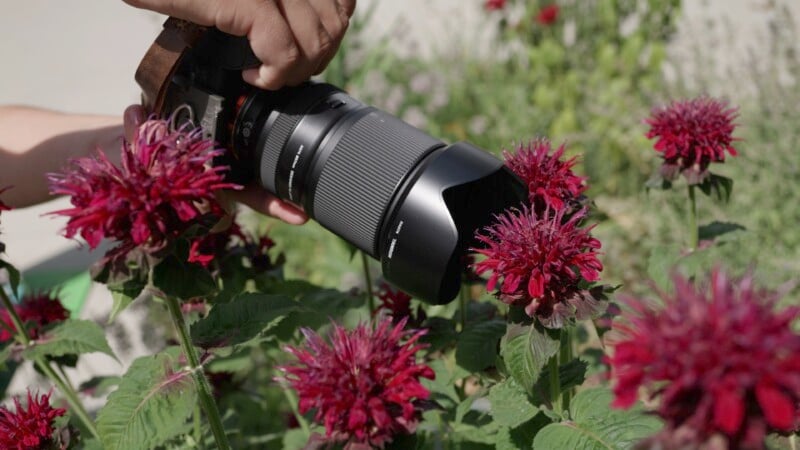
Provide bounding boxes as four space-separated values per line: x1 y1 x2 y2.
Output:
234 82 525 303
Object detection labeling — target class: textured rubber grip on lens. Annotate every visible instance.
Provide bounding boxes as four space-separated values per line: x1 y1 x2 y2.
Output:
259 84 339 193
313 110 442 255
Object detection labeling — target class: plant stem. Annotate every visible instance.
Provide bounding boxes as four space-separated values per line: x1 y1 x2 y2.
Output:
193 403 204 449
35 357 100 439
165 296 231 450
0 287 29 345
280 380 311 436
459 283 469 331
547 327 561 412
559 327 573 413
1 286 99 438
360 252 375 314
688 184 699 251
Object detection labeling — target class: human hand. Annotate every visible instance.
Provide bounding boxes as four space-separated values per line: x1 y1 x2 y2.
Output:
122 0 356 90
124 105 308 225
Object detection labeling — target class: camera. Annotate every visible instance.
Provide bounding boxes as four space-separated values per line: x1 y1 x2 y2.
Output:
136 19 525 304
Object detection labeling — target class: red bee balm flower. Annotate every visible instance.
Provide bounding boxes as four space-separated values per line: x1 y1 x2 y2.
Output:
536 4 560 25
48 119 239 253
0 294 69 342
503 139 586 214
0 390 66 450
376 283 413 321
484 0 506 11
646 96 738 184
279 318 434 449
472 207 603 328
608 270 800 449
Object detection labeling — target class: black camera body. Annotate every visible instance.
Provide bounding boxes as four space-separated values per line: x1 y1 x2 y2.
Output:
138 23 525 304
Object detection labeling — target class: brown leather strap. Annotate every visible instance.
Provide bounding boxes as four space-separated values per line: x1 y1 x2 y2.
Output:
134 18 207 114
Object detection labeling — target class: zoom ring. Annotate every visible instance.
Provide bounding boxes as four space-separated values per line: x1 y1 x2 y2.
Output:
312 110 443 256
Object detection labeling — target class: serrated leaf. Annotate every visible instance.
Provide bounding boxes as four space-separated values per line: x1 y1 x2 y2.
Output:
191 293 299 348
698 221 746 242
489 377 539 428
97 349 197 450
530 359 588 404
533 388 662 450
79 376 122 398
456 319 505 373
24 319 115 360
495 413 551 450
501 324 559 394
153 255 217 300
0 260 20 298
421 317 458 352
455 393 478 423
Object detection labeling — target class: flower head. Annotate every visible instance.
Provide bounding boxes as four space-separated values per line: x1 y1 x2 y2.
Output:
0 293 69 343
608 270 800 449
536 4 560 25
484 0 506 11
503 140 586 214
188 219 279 274
48 118 239 253
279 318 434 449
472 206 604 328
645 96 738 184
375 283 426 327
0 390 66 450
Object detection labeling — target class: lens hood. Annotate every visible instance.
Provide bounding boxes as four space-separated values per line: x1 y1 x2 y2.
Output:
379 143 526 304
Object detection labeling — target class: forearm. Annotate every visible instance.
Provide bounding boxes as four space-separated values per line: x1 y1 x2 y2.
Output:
0 105 122 208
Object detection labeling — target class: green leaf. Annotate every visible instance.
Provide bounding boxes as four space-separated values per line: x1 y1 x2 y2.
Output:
153 255 217 300
420 316 458 352
495 413 551 450
191 293 299 348
97 349 197 450
489 377 539 428
530 359 589 405
0 259 20 298
79 376 122 398
456 319 505 372
698 173 734 203
698 221 746 242
501 324 560 394
533 388 662 450
24 319 115 360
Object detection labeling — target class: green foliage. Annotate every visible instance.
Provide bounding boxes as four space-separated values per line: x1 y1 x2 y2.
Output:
501 324 560 395
97 349 197 450
153 255 217 300
533 388 662 449
455 319 506 372
24 319 115 361
489 377 539 428
191 293 299 348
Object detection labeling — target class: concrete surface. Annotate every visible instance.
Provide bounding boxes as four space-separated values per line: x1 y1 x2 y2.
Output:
0 0 798 401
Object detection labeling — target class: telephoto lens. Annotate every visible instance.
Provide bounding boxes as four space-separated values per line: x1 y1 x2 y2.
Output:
136 23 526 304
232 83 525 304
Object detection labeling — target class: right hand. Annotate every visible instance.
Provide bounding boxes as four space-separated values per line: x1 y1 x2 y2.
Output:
122 0 357 90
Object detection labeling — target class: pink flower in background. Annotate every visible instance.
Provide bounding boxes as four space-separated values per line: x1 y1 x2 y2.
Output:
376 283 413 321
0 293 69 342
484 0 506 11
646 96 738 184
503 139 586 214
608 270 800 448
0 390 66 450
48 118 239 254
279 318 434 449
536 4 560 25
472 206 603 328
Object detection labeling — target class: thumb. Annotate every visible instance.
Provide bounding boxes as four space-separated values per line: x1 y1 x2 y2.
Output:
123 105 146 142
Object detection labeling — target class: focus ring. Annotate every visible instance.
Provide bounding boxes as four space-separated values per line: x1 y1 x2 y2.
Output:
259 84 340 193
312 110 442 255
